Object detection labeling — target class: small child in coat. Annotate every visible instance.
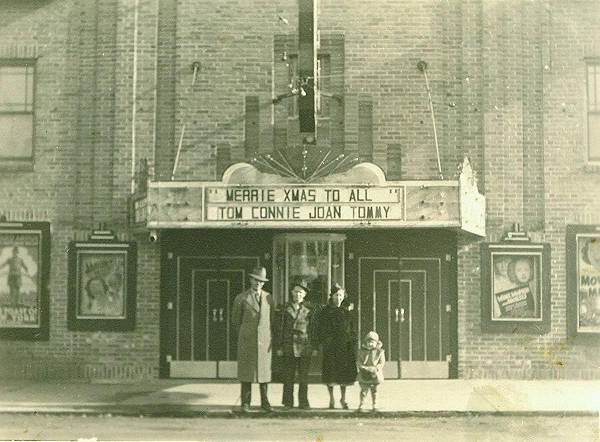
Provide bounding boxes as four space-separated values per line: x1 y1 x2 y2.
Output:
356 331 385 412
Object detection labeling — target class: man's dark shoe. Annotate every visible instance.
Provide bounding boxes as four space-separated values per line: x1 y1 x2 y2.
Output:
299 403 311 410
240 404 250 413
261 403 274 412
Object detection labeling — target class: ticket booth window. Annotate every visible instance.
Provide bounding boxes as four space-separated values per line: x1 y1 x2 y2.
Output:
273 233 345 306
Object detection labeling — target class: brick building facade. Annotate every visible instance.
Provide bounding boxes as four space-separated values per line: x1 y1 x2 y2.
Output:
0 0 599 380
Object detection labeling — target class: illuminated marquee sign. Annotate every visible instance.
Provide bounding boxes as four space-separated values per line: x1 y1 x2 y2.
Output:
204 186 403 222
129 157 484 233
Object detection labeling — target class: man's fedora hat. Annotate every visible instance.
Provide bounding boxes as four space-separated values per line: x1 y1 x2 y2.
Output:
249 266 269 282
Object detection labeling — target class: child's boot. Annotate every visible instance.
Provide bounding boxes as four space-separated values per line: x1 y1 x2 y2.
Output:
357 389 367 413
371 390 378 412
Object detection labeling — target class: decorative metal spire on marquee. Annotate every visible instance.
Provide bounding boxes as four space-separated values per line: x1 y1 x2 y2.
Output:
252 0 358 183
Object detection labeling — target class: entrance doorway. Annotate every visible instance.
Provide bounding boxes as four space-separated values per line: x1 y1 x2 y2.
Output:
167 256 260 378
348 230 457 379
160 229 457 379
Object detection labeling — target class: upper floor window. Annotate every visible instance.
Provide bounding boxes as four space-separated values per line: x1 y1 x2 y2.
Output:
586 62 600 162
0 60 35 161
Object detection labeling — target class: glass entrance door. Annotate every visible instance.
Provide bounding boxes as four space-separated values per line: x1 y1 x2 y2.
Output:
272 233 346 306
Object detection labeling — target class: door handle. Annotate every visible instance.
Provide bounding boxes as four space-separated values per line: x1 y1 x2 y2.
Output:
219 308 224 322
395 308 399 322
212 308 217 322
400 308 405 323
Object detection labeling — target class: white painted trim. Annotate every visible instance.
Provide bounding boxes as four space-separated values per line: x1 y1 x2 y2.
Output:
176 256 181 360
130 0 139 194
399 280 412 360
189 269 245 361
73 243 131 249
387 279 400 362
151 0 159 178
147 220 462 229
173 256 257 362
489 244 545 249
206 278 230 360
170 361 217 378
400 270 426 360
272 233 347 242
204 279 208 360
402 258 443 360
153 177 459 188
178 255 261 261
357 256 398 344
150 181 208 188
400 361 448 379
373 269 399 334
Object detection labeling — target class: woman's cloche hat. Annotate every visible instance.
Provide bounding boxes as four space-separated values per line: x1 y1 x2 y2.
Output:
249 266 269 282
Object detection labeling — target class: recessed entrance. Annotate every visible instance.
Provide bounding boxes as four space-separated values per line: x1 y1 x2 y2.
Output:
160 229 457 380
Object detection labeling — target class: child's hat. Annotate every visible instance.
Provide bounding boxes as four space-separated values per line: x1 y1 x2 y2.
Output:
365 331 379 342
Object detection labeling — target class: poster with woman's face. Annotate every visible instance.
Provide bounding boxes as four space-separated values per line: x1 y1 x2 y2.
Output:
576 235 600 333
491 253 541 320
77 251 126 319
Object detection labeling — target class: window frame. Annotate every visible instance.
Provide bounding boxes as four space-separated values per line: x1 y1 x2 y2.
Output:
585 58 600 164
0 58 37 165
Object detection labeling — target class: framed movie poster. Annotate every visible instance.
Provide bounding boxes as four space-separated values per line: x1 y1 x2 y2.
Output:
481 242 551 333
0 222 50 340
567 225 600 342
68 237 137 331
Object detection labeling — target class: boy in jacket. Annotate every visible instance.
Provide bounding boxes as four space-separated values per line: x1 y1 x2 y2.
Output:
276 281 317 409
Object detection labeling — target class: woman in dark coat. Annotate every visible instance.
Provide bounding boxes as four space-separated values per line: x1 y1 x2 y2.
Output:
316 283 357 409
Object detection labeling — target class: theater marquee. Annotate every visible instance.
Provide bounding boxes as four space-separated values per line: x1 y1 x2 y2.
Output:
205 186 403 222
130 158 485 235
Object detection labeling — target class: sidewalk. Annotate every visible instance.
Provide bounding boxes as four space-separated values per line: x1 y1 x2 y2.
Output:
0 379 599 417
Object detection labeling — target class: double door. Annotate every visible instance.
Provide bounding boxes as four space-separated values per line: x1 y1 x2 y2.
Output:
358 256 456 379
165 255 260 378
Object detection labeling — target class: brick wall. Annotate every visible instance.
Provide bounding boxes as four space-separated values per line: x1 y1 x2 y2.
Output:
167 0 467 181
458 0 600 379
164 0 600 379
2 0 600 380
0 0 161 381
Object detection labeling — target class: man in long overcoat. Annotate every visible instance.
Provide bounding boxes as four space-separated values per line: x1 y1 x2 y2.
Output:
231 266 274 412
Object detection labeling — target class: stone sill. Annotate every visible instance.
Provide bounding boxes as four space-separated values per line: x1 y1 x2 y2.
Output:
0 158 34 172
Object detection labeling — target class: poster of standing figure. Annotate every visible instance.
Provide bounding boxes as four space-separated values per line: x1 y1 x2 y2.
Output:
575 235 600 333
68 239 137 331
491 254 541 320
0 222 49 340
